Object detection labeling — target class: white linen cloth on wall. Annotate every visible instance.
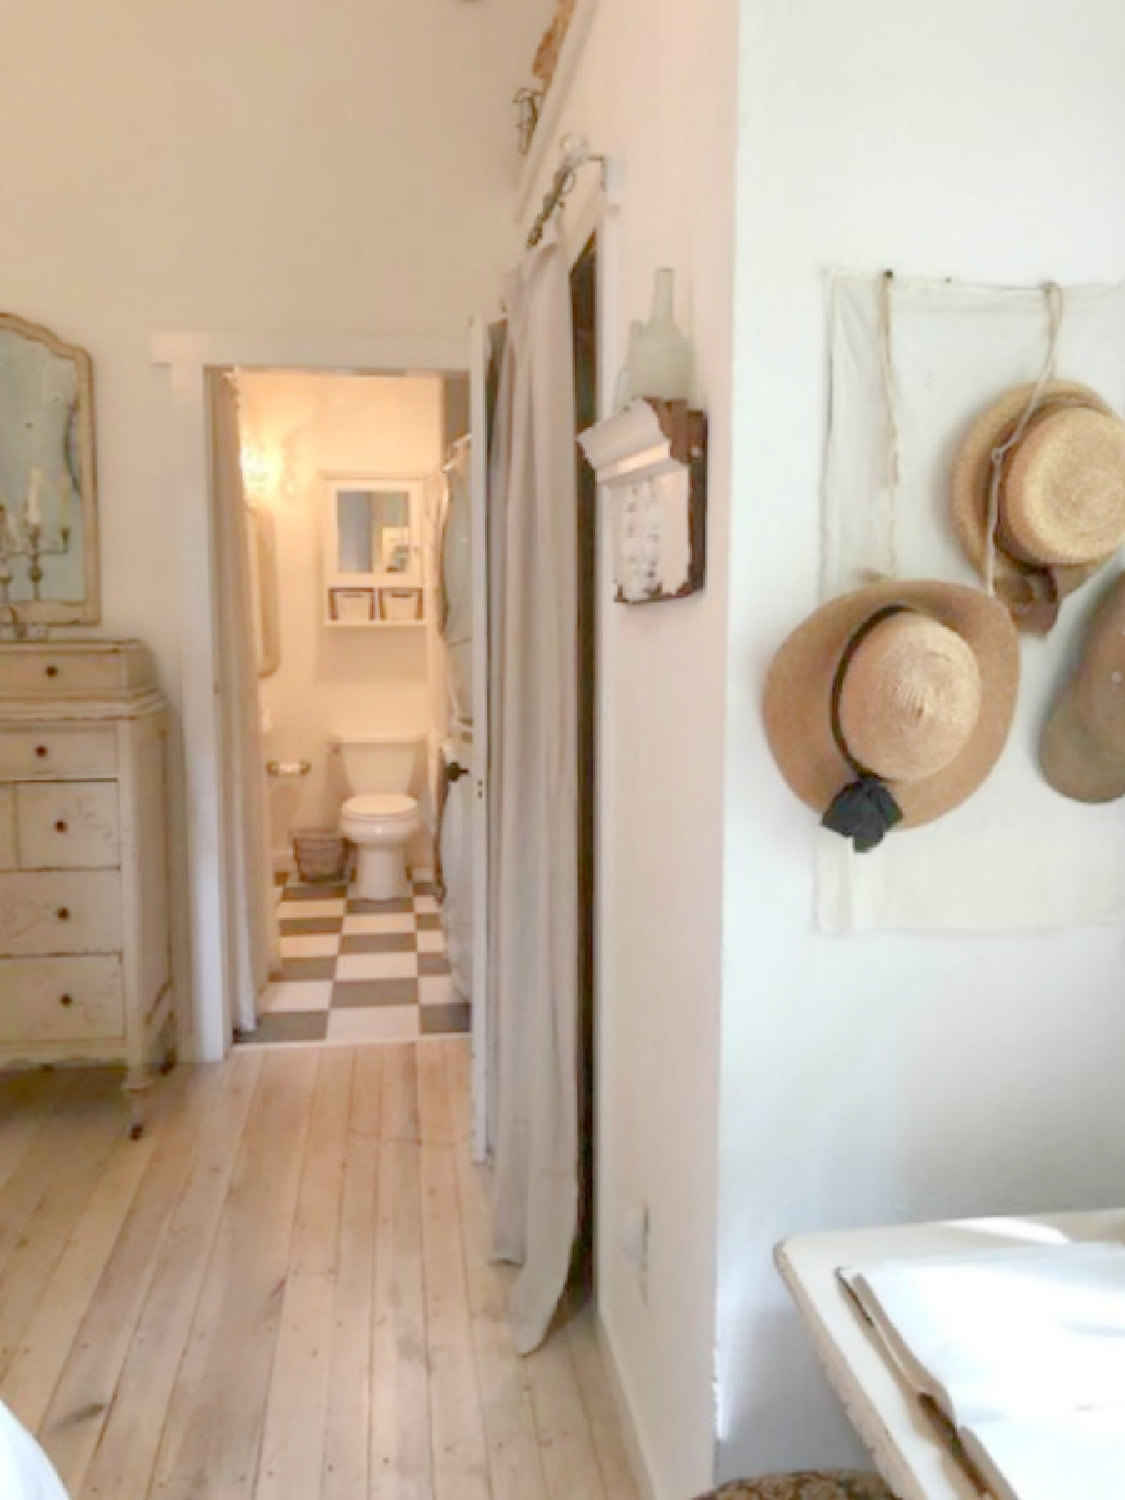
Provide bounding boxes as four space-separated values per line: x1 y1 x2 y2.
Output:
0 1400 69 1498
488 223 580 1353
819 274 1125 932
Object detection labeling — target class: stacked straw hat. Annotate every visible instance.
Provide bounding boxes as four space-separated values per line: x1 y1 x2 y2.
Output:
763 581 1020 852
1041 573 1125 802
951 380 1125 633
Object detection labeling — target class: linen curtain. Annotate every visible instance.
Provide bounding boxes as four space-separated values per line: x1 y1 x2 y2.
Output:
208 370 278 1034
488 223 581 1354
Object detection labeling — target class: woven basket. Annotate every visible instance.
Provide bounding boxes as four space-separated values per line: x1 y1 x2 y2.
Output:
696 1474 894 1500
532 0 578 88
291 827 348 884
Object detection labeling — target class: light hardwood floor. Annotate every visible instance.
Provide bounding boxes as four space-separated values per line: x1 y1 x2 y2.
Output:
0 1043 641 1500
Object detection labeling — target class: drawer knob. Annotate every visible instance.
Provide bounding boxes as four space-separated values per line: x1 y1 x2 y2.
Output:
55 820 68 834
45 665 59 679
35 745 48 759
59 993 74 1008
56 907 70 922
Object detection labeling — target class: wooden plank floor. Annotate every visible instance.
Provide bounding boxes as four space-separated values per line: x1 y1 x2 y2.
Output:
0 1045 641 1500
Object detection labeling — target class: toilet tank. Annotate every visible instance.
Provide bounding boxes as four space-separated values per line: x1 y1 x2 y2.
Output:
333 733 424 795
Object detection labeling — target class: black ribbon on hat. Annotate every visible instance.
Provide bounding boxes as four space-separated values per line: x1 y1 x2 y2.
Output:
821 605 908 854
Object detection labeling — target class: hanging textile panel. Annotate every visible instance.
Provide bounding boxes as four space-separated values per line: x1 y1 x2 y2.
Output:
488 222 580 1354
819 273 1125 932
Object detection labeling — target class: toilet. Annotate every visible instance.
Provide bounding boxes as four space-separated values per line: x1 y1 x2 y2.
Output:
334 733 424 902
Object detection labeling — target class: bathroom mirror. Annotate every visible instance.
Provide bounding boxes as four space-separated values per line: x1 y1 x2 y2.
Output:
335 488 412 574
322 473 426 627
0 312 99 625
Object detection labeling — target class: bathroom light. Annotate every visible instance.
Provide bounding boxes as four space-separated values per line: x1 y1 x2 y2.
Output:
240 445 279 500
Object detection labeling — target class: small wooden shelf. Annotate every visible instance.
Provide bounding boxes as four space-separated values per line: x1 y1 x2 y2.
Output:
578 397 708 605
322 619 427 630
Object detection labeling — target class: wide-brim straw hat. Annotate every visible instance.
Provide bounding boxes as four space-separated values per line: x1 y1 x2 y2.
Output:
1041 572 1125 802
764 580 1019 834
951 380 1125 632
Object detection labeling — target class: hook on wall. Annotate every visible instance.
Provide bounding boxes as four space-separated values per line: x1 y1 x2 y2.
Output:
526 132 606 249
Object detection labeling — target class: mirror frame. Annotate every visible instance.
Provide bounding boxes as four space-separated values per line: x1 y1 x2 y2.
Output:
0 311 99 625
246 500 281 678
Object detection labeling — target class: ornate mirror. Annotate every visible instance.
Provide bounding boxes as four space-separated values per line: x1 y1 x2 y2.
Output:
0 313 99 626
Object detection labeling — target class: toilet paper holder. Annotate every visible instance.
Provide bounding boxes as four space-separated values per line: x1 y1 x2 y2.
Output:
266 759 311 778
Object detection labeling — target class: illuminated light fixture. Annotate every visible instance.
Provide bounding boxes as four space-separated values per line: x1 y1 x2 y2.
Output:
240 445 279 500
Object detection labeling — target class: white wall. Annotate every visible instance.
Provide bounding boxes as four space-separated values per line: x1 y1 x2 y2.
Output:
237 371 441 858
719 0 1125 1478
0 0 549 1038
0 0 547 681
519 3 739 1496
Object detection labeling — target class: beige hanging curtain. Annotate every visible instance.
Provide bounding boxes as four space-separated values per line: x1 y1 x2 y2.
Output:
208 369 278 1033
488 222 580 1353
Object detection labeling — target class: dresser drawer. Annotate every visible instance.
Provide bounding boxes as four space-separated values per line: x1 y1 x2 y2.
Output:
0 727 116 780
0 641 156 701
0 871 122 955
0 957 125 1043
15 782 120 869
0 786 13 870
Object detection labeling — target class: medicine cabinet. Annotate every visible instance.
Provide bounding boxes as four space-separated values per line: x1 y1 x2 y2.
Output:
321 474 426 628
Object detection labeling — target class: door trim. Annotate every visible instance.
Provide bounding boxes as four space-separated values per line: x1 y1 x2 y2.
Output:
153 331 469 1063
468 319 490 1161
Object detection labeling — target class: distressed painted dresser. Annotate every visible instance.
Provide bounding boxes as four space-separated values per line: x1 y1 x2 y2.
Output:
0 639 174 1134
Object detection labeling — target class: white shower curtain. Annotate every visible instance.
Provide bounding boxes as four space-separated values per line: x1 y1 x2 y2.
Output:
488 223 581 1354
209 370 278 1035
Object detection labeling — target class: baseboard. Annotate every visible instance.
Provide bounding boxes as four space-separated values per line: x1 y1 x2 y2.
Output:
594 1311 661 1500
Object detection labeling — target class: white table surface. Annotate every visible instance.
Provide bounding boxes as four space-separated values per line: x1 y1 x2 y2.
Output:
775 1207 1125 1499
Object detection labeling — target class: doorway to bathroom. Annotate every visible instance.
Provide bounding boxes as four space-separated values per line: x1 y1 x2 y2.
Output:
213 367 477 1052
160 199 612 1206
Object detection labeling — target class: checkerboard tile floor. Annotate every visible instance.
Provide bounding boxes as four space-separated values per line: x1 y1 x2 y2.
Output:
240 872 470 1047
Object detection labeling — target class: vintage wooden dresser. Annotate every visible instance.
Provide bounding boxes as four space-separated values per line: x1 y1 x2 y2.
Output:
0 639 174 1134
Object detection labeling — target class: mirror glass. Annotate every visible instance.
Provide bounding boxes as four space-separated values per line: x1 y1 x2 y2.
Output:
336 489 411 575
0 315 98 623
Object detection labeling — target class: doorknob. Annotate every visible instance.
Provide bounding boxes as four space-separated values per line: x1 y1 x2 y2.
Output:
446 761 469 783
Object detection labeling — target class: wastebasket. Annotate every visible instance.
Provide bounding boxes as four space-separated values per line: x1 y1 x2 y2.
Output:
291 827 348 884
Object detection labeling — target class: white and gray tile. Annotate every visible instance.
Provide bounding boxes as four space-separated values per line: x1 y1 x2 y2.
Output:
244 874 469 1047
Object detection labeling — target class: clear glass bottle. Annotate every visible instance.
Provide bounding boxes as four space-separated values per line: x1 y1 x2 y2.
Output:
626 269 693 402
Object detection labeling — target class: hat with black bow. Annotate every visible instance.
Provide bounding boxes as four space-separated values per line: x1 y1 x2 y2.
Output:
763 581 1020 852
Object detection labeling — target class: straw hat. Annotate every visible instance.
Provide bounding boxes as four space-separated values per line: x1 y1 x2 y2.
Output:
763 581 1019 851
1041 573 1125 802
951 380 1125 633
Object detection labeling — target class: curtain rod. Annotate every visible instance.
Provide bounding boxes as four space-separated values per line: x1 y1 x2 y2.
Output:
526 133 606 249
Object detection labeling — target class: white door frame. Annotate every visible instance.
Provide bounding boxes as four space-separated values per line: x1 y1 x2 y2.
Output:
152 331 469 1063
466 319 495 1163
563 166 623 1297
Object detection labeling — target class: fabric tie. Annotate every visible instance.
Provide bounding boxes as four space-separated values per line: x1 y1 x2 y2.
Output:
822 774 903 853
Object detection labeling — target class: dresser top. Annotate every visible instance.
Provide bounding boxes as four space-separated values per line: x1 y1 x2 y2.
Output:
0 637 162 712
0 638 145 656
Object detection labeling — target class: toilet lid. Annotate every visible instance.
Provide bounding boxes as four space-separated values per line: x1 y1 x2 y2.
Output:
345 793 417 822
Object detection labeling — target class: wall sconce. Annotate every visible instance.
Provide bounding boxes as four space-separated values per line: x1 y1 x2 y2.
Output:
240 445 280 500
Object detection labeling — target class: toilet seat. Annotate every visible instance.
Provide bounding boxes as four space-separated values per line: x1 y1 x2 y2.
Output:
343 793 417 824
